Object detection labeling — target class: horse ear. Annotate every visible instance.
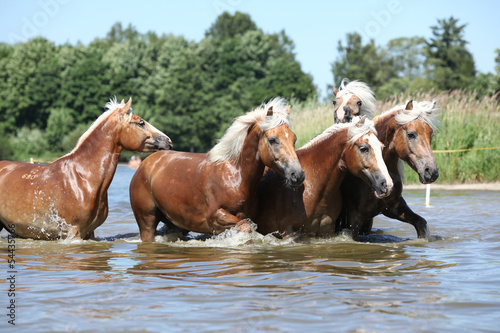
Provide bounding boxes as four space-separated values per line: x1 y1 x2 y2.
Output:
405 100 413 111
333 87 338 97
120 99 125 104
286 105 291 115
266 106 274 117
120 97 133 115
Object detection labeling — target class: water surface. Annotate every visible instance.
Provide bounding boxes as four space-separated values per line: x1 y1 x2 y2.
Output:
1 166 499 332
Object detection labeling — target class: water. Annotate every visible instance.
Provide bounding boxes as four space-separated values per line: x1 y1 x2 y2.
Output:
1 166 500 332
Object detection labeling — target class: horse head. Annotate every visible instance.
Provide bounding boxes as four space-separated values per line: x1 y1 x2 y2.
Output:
394 100 439 184
341 117 393 198
114 98 172 152
332 79 376 123
258 105 305 188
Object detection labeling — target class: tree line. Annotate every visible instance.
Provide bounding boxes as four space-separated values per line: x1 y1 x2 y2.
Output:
0 13 498 161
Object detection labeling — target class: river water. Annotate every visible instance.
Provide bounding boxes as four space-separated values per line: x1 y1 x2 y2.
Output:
1 165 499 332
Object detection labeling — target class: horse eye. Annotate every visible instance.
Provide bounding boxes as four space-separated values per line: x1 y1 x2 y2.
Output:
332 100 337 106
358 145 370 153
137 120 146 127
268 137 279 145
407 131 417 140
357 101 362 106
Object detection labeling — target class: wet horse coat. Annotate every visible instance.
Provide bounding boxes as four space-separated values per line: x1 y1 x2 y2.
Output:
130 98 305 242
0 98 171 240
338 100 439 239
256 118 393 237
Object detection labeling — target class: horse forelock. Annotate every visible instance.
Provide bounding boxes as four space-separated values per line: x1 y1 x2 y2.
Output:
392 100 440 130
337 79 376 116
209 97 291 164
347 118 378 145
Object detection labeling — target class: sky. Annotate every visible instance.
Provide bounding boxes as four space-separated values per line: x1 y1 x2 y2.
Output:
1 0 499 98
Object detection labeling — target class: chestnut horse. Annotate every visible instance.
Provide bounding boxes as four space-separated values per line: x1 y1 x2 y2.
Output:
0 98 172 240
338 100 439 239
333 79 376 123
256 117 393 237
130 98 305 242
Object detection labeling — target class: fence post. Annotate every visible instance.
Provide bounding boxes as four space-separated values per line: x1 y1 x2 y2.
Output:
425 184 431 207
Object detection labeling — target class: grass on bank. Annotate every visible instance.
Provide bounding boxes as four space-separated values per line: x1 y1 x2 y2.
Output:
291 90 500 184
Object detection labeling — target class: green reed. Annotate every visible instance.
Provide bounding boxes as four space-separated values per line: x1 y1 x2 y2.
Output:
292 91 500 184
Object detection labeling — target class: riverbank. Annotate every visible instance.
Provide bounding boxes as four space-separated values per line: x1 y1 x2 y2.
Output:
405 182 500 191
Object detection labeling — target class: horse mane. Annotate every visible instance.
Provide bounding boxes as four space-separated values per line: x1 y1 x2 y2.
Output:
209 97 291 164
376 100 440 130
66 97 127 155
301 117 378 150
337 79 376 116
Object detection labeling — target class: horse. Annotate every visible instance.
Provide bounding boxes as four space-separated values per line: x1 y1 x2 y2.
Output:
332 79 376 123
129 97 305 242
338 100 439 239
0 98 172 240
255 117 393 237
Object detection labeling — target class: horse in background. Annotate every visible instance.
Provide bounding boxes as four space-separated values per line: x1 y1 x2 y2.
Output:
0 98 172 240
332 79 376 123
130 98 305 242
256 117 393 237
338 100 439 239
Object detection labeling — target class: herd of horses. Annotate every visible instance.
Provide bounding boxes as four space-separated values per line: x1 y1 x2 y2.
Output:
0 79 439 242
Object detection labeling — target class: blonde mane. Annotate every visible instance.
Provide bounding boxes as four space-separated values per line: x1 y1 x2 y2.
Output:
209 97 291 163
336 79 376 116
301 117 378 150
375 100 440 130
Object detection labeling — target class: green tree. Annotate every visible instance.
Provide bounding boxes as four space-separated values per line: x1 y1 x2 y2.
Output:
0 37 61 131
45 107 76 150
425 16 476 90
331 32 396 98
205 11 257 39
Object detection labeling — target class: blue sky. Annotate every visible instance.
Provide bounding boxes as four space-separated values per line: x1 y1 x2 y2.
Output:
1 0 499 98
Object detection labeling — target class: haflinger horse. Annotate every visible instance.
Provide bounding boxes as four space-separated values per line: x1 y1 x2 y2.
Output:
255 117 393 237
333 79 376 123
130 97 305 242
0 98 172 240
338 100 439 240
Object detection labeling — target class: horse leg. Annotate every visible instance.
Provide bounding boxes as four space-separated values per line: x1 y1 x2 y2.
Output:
382 196 430 238
213 208 253 233
162 219 189 238
343 210 367 240
359 218 374 235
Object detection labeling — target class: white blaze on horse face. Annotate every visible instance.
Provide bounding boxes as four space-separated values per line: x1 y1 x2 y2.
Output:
367 133 393 191
337 93 353 121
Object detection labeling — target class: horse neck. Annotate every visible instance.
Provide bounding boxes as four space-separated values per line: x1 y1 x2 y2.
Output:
299 129 348 195
375 112 401 172
234 124 266 190
62 118 122 192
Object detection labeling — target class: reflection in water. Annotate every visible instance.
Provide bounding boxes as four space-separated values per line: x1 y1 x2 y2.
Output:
0 168 499 332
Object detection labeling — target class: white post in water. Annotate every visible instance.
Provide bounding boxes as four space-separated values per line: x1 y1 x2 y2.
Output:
425 184 431 207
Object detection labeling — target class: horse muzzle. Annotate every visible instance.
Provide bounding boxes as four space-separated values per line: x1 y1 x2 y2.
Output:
148 135 173 151
285 163 305 188
418 164 439 184
370 172 393 199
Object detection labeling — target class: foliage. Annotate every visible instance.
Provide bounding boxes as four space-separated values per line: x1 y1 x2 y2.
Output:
0 12 315 158
425 16 476 90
